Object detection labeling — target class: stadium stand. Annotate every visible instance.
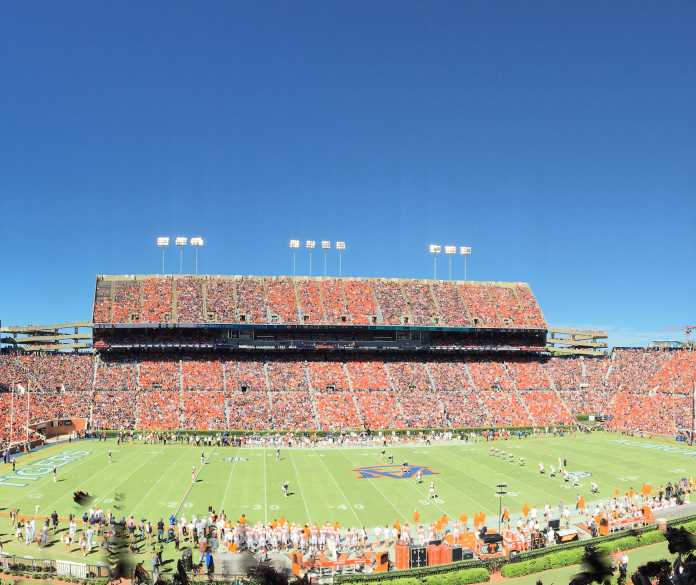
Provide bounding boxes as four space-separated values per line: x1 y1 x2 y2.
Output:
136 390 181 429
93 276 547 329
346 360 390 391
225 390 272 430
315 391 361 430
181 356 223 391
1 348 695 438
3 273 695 442
181 390 226 430
92 391 137 430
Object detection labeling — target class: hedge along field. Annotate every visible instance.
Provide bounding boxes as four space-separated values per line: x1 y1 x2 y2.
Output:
501 541 674 585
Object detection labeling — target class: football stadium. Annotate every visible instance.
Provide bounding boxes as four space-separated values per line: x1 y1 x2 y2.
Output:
1 274 695 584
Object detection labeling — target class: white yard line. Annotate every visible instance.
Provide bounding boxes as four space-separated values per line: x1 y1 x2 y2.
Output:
129 448 190 517
91 453 162 506
219 453 240 513
317 454 362 525
288 450 313 524
338 450 407 522
263 449 269 523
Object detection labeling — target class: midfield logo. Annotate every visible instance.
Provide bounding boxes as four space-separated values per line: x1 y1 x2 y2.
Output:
353 464 437 480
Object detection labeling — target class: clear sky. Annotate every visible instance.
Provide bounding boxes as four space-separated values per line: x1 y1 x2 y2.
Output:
1 1 694 346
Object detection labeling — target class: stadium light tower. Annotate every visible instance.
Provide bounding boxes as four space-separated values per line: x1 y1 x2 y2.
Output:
444 245 457 280
289 239 300 276
460 246 472 280
305 240 316 276
321 240 331 276
190 237 204 275
429 244 442 280
175 237 188 274
335 241 346 276
156 237 170 274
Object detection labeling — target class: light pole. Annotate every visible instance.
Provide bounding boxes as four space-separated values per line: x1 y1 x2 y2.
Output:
175 237 188 274
336 241 346 276
321 241 331 276
190 237 204 275
444 245 456 280
289 240 300 276
429 244 442 280
305 240 316 276
496 483 508 531
156 237 170 274
460 246 472 280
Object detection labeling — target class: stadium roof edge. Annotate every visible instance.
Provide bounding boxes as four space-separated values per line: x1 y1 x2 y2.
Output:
95 274 535 287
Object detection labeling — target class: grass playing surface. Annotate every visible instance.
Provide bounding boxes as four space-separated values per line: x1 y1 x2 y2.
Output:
1 431 694 535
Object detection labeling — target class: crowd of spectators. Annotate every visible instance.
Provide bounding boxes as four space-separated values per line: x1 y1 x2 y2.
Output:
343 280 377 325
136 391 181 430
315 391 360 430
181 391 226 430
226 359 267 393
647 349 696 392
372 280 411 325
176 278 205 323
507 360 550 389
96 276 550 330
346 361 390 391
307 360 350 391
519 390 573 426
354 390 402 429
427 361 472 391
236 277 267 323
1 348 695 437
431 282 469 326
608 391 679 435
271 391 317 430
92 391 137 429
139 358 180 391
458 283 499 327
479 390 532 427
387 361 432 392
226 390 272 430
440 390 490 427
467 360 514 390
0 353 93 392
320 279 349 323
296 279 325 323
266 277 298 323
608 348 672 392
398 392 444 428
267 359 307 391
95 358 138 390
205 279 237 322
142 277 172 322
182 358 223 391
111 281 140 323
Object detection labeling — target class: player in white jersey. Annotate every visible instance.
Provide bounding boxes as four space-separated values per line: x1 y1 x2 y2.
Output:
282 481 289 498
539 462 545 474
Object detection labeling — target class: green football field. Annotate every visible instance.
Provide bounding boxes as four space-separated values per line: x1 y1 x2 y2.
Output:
1 431 693 536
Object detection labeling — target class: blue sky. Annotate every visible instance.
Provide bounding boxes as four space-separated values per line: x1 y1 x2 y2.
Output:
1 1 694 346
